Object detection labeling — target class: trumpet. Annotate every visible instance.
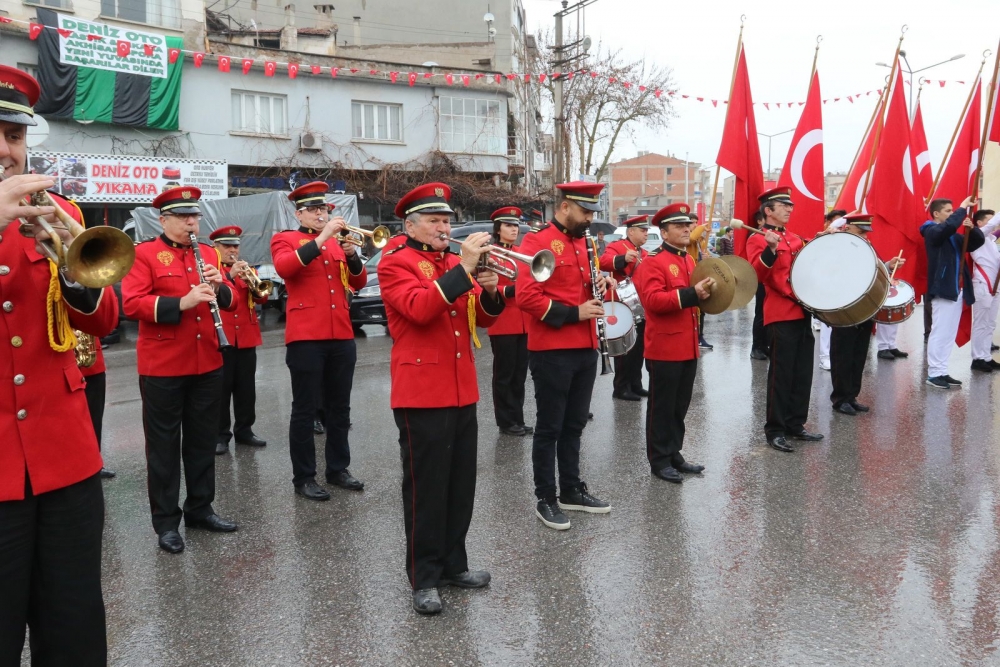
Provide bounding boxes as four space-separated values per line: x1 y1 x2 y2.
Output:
338 224 391 249
0 165 135 288
438 234 555 282
235 262 274 299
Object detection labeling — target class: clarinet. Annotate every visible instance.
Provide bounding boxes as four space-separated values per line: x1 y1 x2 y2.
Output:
189 233 233 351
584 229 613 375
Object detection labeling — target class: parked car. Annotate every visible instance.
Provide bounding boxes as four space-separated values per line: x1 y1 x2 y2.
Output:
613 225 662 252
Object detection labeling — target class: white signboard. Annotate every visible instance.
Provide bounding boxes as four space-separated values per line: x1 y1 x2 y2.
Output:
29 152 228 204
57 14 169 79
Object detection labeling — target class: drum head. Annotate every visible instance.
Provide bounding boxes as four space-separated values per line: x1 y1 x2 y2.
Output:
884 280 915 307
603 301 635 336
790 233 878 311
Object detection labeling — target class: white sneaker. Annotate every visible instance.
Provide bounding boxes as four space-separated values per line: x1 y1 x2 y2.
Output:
812 319 821 331
819 360 831 371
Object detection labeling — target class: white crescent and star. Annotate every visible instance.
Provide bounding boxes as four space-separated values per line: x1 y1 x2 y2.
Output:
790 129 823 201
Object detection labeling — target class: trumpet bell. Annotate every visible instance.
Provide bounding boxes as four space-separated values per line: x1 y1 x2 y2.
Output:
530 250 555 282
256 279 275 299
371 225 391 248
65 226 137 288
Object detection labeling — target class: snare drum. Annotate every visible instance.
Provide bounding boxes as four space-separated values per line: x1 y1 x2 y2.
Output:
875 280 915 324
603 301 636 356
790 233 889 327
615 277 645 322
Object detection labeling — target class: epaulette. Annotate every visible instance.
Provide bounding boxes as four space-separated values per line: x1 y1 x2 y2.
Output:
385 244 407 256
137 237 155 244
528 223 549 233
648 248 661 257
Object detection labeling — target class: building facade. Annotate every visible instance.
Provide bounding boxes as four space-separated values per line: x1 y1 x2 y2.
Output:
606 152 701 223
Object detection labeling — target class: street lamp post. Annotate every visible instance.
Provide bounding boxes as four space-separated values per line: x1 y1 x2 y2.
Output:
876 51 965 118
551 0 596 196
756 128 795 175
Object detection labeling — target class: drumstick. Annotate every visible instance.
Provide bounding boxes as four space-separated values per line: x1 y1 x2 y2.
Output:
729 220 767 237
889 250 903 282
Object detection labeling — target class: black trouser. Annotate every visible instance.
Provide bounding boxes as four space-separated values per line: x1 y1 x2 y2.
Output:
613 320 645 394
529 348 597 501
394 405 477 590
219 346 258 444
752 282 768 352
764 318 814 438
139 371 222 535
830 319 874 406
286 339 356 487
645 358 698 471
490 333 529 429
83 371 106 447
0 474 106 667
699 311 706 341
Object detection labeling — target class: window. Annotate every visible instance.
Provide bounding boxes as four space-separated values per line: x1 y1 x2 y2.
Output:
666 183 673 192
24 0 73 9
666 167 673 176
439 96 504 155
351 102 402 142
231 90 287 135
16 63 38 80
101 0 180 29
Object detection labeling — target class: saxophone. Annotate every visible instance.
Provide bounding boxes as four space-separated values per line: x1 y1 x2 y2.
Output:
74 331 97 368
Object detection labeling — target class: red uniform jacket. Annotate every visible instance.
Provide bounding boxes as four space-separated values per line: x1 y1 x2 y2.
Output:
486 243 526 336
516 221 599 352
379 239 504 409
220 265 268 349
123 235 237 377
270 227 367 344
746 225 807 325
0 222 118 500
633 244 700 361
599 238 648 298
79 341 106 376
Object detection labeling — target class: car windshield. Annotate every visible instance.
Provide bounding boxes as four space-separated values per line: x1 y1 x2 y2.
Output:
365 250 383 271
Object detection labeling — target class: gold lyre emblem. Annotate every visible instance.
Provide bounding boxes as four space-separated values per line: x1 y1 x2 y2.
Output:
669 264 680 277
434 187 444 197
680 206 688 214
299 238 311 246
550 240 565 255
418 260 434 278
181 191 192 199
157 251 174 266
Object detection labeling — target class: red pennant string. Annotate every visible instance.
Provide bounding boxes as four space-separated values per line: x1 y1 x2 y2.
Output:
116 40 131 57
288 63 299 78
350 68 358 74
408 72 417 86
423 72 433 79
445 73 454 85
390 71 398 83
0 16 13 24
763 102 770 109
264 61 276 76
539 73 546 83
711 100 718 107
168 48 180 63
193 52 205 67
654 90 662 98
494 74 501 84
369 69 378 75
87 34 102 41
311 65 321 75
474 73 483 80
143 44 155 56
506 73 516 80
461 75 470 86
217 56 231 72
331 67 339 77
57 28 72 38
28 23 43 39
242 58 253 74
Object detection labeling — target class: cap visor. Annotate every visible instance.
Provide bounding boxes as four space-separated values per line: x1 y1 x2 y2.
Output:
162 205 201 215
573 201 602 212
217 240 240 245
0 110 36 126
416 204 455 215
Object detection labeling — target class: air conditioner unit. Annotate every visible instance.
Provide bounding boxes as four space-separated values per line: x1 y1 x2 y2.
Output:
299 132 322 151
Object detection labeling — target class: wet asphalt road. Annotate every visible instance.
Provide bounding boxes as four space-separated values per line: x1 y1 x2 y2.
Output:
25 304 1000 666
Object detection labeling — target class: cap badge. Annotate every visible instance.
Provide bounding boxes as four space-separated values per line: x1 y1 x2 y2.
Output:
181 191 192 199
229 228 236 234
0 82 14 90
434 187 444 197
680 206 688 213
418 260 434 278
157 251 174 266
550 239 565 256
669 264 680 277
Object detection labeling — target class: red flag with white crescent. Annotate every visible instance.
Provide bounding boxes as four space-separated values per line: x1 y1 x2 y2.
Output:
910 101 933 199
777 70 824 239
929 79 981 205
834 97 884 214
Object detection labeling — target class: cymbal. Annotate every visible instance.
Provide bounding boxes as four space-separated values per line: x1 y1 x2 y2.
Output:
720 255 758 310
691 257 736 314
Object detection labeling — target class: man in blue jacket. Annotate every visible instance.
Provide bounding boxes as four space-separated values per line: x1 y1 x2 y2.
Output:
921 195 982 389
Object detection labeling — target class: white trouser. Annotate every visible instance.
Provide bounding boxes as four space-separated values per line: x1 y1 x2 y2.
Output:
875 323 898 351
818 322 831 363
971 281 1000 361
926 293 964 377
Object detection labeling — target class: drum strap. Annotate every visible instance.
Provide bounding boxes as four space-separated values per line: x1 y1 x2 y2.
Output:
973 261 997 296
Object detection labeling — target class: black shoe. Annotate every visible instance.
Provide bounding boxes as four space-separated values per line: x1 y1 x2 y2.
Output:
834 402 857 416
440 570 491 589
750 348 769 361
632 387 649 397
236 434 267 447
612 390 641 402
971 359 994 373
992 344 999 352
535 499 571 530
215 441 228 455
558 483 610 513
186 514 238 532
926 375 951 389
519 424 534 434
326 469 364 491
158 530 185 554
676 461 705 474
699 338 714 350
587 413 594 421
412 588 442 615
877 349 896 360
767 436 794 453
295 481 331 501
99 468 116 479
889 348 909 358
990 360 1000 371
942 375 963 386
499 425 530 436
652 466 683 483
313 420 325 434
790 430 824 441
849 401 870 413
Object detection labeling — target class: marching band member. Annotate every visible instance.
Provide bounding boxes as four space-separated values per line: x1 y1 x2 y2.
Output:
634 204 711 483
517 181 612 531
921 195 982 389
123 186 239 553
746 187 823 453
969 208 1000 372
0 64 117 663
271 182 367 500
211 226 268 455
599 215 649 401
378 183 502 615
487 206 533 436
749 211 769 361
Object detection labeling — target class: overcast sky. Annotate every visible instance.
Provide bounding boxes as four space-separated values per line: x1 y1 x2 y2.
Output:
521 0 1000 175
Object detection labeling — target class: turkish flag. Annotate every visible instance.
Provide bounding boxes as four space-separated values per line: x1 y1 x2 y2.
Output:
28 23 43 40
168 48 181 64
311 65 321 75
193 52 205 68
777 70 824 239
910 101 933 199
116 40 131 57
288 63 299 79
57 28 72 38
143 44 155 56
264 61 276 77
408 73 417 87
242 58 253 74
445 74 454 85
461 75 470 87
715 47 763 259
989 87 1000 143
929 79 981 206
834 96 884 213
217 56 231 73
389 71 398 83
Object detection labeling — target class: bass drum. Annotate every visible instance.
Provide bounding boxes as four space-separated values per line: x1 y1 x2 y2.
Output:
875 280 915 324
790 232 889 327
603 301 636 356
615 277 645 322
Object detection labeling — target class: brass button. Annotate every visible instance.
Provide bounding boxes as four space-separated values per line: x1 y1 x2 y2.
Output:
330 289 335 293
451 311 457 317
196 317 202 322
14 374 25 385
416 358 421 363
196 334 201 339
454 331 460 336
324 260 329 265
456 353 462 359
235 325 240 329
187 267 192 272
328 275 333 279
234 314 238 318
11 336 22 347
2 301 12 312
331 304 336 309
17 409 27 420
321 246 327 251
0 265 9 275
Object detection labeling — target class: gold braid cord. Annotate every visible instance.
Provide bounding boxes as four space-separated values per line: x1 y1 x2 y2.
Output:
466 292 481 349
340 262 349 290
46 261 78 353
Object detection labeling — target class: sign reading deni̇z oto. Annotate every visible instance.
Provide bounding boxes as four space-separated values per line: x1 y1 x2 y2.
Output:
56 14 169 79
29 153 228 203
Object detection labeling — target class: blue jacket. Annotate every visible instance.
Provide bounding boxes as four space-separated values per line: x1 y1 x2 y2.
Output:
920 206 985 303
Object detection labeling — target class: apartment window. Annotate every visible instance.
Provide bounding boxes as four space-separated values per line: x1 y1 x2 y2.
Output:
231 90 287 136
23 0 73 9
101 0 180 29
666 183 673 192
439 96 504 155
666 167 673 176
351 102 402 142
16 63 38 80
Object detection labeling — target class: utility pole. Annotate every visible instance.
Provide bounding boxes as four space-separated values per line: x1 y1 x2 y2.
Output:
554 1 565 193
684 151 689 205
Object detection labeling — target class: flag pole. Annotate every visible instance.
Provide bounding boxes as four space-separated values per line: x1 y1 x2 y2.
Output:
810 35 822 79
928 52 988 203
972 45 999 200
706 15 745 228
838 86 888 209
858 27 906 208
